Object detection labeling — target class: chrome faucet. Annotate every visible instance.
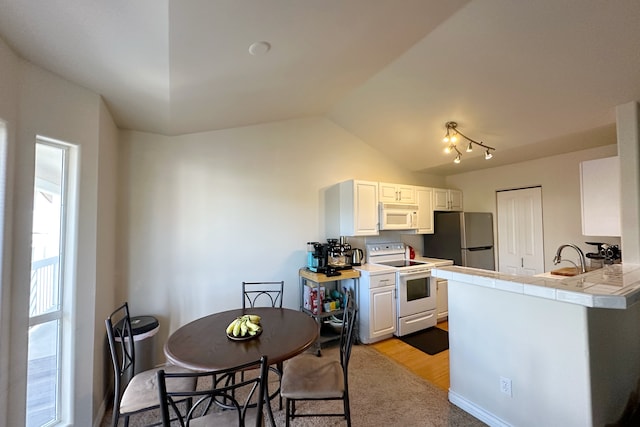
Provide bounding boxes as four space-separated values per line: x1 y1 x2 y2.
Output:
553 244 587 274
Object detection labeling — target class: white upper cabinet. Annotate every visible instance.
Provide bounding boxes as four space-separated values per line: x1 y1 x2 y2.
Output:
433 188 463 211
580 156 621 237
326 180 462 236
449 189 463 211
415 186 434 234
326 179 379 237
379 182 416 204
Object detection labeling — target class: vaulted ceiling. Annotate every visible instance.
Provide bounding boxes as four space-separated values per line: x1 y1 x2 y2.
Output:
1 0 639 174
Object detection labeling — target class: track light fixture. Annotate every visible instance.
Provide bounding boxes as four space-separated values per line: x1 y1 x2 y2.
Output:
442 121 495 164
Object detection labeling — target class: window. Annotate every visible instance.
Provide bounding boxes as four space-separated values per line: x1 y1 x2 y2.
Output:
0 120 6 417
27 138 76 427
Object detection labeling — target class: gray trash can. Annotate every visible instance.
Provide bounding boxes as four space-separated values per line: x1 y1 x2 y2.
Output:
115 315 160 375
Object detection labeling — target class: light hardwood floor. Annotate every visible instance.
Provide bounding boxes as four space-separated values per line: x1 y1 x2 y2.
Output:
370 321 449 391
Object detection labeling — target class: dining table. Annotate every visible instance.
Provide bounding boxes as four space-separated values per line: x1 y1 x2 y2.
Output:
164 307 319 425
164 307 319 371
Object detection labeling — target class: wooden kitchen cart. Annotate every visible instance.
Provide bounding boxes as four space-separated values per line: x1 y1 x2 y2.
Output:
298 268 360 355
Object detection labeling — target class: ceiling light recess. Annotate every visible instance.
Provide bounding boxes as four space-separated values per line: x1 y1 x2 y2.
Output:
442 121 495 164
248 41 271 56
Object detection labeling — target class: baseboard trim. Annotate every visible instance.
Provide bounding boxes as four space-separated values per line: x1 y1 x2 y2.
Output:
93 395 108 427
448 390 511 427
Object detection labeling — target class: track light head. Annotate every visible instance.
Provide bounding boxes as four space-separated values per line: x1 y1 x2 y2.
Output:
441 121 495 163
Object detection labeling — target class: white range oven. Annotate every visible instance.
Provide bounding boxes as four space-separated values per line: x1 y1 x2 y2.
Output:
366 243 437 336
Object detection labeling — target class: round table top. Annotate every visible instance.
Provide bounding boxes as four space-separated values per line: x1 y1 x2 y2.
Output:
164 307 319 372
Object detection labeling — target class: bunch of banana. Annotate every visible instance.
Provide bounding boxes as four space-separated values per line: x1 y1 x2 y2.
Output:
226 314 262 338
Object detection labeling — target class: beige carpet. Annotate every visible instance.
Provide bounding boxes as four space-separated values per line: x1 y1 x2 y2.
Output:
101 344 486 426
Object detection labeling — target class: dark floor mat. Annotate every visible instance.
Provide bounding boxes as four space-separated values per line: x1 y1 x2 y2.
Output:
398 327 449 355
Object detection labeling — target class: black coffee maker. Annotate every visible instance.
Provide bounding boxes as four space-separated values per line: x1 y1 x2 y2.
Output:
306 238 352 276
585 242 621 268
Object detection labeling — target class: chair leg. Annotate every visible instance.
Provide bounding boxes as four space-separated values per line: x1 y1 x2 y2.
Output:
264 391 276 427
277 361 283 410
344 393 351 427
285 399 291 427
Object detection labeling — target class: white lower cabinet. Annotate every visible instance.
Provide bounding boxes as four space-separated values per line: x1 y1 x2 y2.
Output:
370 285 395 338
357 270 396 344
436 279 448 322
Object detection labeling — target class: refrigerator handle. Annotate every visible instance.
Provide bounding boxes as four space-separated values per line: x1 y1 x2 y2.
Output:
467 246 493 251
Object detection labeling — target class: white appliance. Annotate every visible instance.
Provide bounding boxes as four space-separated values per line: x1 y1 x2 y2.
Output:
366 243 437 336
379 203 418 230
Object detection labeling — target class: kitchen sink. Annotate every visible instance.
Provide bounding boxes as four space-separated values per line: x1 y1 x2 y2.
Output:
534 267 601 279
550 266 602 277
550 267 582 277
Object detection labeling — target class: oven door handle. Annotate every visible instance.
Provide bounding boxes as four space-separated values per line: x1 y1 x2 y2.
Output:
398 269 431 277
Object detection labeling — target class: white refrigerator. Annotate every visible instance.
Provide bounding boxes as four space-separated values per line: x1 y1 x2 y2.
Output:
423 211 495 270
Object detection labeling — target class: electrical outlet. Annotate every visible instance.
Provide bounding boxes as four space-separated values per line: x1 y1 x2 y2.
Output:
500 376 512 397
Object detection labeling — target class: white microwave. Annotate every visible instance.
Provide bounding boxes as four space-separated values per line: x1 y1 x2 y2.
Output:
379 203 418 230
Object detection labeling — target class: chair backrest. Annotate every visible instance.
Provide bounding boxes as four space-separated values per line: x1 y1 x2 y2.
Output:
242 281 284 308
339 290 358 376
105 302 136 407
157 356 269 427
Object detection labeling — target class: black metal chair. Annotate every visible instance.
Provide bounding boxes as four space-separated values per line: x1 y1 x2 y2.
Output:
241 280 285 410
280 292 357 427
105 302 196 427
157 356 269 427
242 281 284 308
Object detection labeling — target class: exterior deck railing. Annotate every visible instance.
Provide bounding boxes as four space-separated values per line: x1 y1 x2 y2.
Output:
30 256 59 317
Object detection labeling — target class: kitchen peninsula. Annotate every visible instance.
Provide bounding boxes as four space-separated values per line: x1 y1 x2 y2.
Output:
432 264 640 427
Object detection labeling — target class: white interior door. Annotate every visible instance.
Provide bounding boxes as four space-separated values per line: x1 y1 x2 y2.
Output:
497 187 545 275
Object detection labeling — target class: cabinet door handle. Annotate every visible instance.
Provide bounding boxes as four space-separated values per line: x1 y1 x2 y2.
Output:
521 258 524 268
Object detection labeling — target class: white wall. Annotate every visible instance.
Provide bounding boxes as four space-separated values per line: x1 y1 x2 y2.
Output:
447 276 640 426
117 117 436 361
588 303 640 425
617 102 640 264
444 144 620 271
448 280 592 426
0 35 19 427
94 99 119 420
0 35 119 425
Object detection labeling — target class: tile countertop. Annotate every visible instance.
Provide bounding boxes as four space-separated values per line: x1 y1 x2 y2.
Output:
353 263 395 273
354 257 454 274
414 256 454 267
431 264 640 309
